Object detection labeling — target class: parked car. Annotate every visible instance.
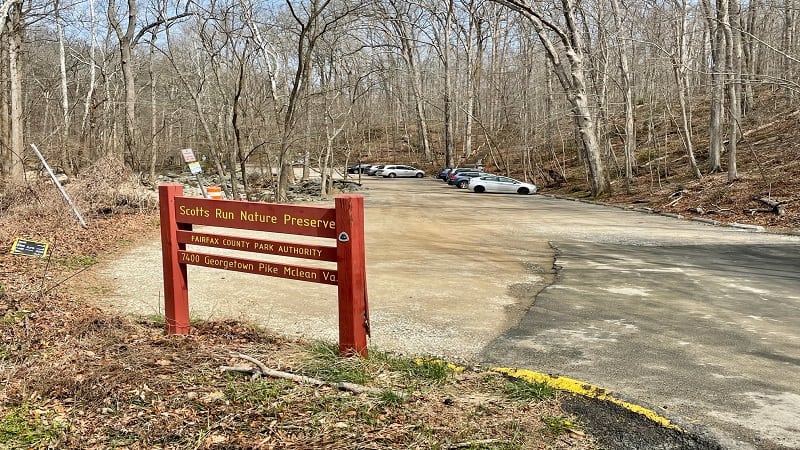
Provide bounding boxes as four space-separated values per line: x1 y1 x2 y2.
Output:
347 163 372 174
447 167 485 184
437 168 453 181
452 171 490 189
376 165 426 178
468 175 537 194
367 164 386 176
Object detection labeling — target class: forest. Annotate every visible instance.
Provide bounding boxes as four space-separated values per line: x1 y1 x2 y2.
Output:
0 0 798 204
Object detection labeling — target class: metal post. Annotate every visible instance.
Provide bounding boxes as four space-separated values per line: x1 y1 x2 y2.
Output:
30 144 88 229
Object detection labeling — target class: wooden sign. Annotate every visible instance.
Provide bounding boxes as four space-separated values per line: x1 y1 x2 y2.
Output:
158 184 368 357
10 238 50 258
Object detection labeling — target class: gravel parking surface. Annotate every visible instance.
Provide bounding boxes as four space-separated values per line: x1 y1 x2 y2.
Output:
100 176 800 449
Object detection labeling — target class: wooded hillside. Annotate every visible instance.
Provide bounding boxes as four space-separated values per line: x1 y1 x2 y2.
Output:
0 0 798 220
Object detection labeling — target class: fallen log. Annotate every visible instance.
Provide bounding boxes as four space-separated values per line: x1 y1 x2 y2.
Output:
752 196 787 216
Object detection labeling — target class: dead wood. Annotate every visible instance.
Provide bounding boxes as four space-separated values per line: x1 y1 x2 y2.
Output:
449 439 507 449
741 110 800 139
667 189 687 207
639 156 666 168
752 196 788 216
745 208 776 215
227 352 388 396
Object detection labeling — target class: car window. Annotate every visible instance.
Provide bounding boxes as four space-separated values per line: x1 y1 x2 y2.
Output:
497 177 515 183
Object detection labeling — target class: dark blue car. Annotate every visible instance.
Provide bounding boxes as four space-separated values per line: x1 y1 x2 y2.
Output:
452 171 490 189
437 168 452 181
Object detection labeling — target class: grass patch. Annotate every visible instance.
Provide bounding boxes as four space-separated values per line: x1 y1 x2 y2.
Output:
52 255 98 269
503 378 556 401
370 352 458 383
302 341 371 385
0 404 68 447
224 379 286 406
542 415 575 435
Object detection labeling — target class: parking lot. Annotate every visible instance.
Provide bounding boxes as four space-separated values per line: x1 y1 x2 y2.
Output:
104 176 800 449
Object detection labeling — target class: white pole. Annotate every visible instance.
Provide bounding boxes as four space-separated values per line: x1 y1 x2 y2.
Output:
30 143 88 229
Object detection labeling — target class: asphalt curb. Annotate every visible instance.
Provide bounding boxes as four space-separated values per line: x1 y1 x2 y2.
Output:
540 193 798 234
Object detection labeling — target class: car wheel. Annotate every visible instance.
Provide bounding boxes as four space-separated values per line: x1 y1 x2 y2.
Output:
517 187 530 195
457 180 469 189
388 173 396 178
415 172 424 178
473 185 485 193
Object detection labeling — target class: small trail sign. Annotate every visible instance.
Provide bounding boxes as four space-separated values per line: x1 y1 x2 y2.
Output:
10 238 50 258
180 148 197 162
187 161 202 174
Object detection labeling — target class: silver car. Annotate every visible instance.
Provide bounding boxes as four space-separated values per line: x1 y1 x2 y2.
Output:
376 165 425 178
468 175 537 194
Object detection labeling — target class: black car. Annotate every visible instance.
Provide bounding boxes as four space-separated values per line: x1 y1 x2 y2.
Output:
347 163 372 174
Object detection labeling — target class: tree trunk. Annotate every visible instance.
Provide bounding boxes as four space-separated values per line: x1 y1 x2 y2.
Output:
55 0 72 174
742 0 758 113
491 0 609 196
148 32 158 182
0 33 8 179
7 1 23 184
721 0 740 181
610 0 636 179
463 0 482 160
387 0 432 163
442 0 455 167
108 0 138 165
702 0 723 173
80 0 97 149
672 0 702 180
560 0 609 196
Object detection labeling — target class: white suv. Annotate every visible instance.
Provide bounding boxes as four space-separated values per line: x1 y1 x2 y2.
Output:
376 165 425 178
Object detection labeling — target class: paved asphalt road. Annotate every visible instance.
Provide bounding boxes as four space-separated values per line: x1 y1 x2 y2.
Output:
103 176 800 449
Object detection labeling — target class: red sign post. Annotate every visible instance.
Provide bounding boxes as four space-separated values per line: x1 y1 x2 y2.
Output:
158 184 369 357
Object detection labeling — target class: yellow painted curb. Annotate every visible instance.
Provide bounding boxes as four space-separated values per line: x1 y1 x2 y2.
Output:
492 367 680 431
414 358 466 373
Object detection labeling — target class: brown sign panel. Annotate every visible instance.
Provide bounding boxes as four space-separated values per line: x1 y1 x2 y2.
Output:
160 184 368 356
174 196 337 238
176 230 337 262
178 250 338 285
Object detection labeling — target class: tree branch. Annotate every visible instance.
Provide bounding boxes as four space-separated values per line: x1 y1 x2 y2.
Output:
226 353 395 397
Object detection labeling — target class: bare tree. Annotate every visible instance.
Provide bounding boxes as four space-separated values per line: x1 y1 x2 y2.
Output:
457 0 486 161
670 0 702 180
107 0 190 167
273 0 364 201
2 0 23 183
702 0 723 173
720 0 740 181
610 0 635 180
383 0 433 162
490 0 610 196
